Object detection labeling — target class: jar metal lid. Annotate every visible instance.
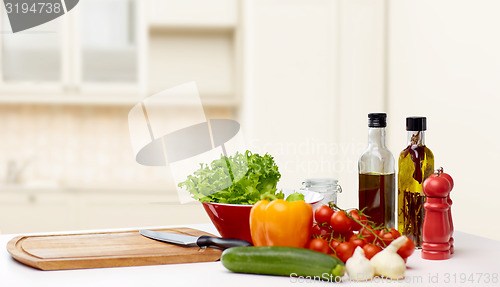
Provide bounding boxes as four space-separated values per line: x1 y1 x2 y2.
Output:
302 178 339 186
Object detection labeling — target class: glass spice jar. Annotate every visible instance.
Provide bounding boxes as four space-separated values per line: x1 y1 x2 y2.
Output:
301 178 342 206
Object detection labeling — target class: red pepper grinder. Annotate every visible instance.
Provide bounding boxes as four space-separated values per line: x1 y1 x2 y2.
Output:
437 168 455 254
431 167 455 254
421 169 453 260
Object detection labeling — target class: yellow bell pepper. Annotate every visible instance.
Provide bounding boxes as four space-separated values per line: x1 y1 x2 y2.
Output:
249 199 313 248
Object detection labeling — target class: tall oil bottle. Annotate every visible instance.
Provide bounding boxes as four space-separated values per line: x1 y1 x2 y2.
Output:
398 116 434 247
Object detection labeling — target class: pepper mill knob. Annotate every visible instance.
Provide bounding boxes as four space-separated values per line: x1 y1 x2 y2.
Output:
421 171 452 260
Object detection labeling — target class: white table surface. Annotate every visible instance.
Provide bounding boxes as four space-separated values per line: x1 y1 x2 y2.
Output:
1 224 499 287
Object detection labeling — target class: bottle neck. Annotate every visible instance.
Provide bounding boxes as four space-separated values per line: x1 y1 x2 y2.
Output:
367 127 387 148
407 130 426 146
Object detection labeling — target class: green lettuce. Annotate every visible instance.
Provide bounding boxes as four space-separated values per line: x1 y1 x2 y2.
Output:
285 192 305 202
178 151 282 204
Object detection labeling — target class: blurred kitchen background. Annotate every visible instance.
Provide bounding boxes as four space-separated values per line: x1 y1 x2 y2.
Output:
0 0 499 240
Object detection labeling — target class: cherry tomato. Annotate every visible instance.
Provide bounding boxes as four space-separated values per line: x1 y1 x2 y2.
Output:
349 209 368 231
314 205 334 225
423 175 451 197
359 225 376 244
332 230 354 242
348 234 366 249
335 241 355 262
363 244 383 260
378 228 401 247
311 224 332 240
329 238 342 251
308 238 331 254
330 211 354 234
397 237 416 259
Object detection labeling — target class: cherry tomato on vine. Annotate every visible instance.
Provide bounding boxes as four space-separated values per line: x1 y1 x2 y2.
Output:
311 224 332 240
363 244 383 260
378 228 401 247
308 238 331 254
359 225 377 244
329 238 342 250
330 210 354 234
397 237 416 259
349 209 368 231
314 205 334 225
348 234 366 249
335 241 355 262
332 230 354 242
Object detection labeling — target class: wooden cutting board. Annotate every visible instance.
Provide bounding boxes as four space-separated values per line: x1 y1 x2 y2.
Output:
7 227 222 271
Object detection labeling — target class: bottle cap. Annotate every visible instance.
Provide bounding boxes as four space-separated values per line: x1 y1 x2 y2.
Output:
406 117 427 131
368 113 387 128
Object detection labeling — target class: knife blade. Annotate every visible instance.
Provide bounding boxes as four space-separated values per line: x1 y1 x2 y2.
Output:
139 229 252 250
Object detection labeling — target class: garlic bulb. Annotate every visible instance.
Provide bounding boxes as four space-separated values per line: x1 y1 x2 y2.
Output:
370 236 408 279
345 246 374 281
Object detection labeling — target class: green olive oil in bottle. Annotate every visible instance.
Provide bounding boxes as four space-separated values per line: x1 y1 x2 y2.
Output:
398 117 434 247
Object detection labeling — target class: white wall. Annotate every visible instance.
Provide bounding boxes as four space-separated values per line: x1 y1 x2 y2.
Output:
389 0 500 240
242 0 338 188
336 0 387 209
242 0 500 241
242 0 387 208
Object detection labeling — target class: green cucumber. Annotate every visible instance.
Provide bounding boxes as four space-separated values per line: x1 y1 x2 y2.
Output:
221 246 345 280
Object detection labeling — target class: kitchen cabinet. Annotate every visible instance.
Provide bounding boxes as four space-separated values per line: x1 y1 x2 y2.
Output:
0 0 240 106
0 192 76 233
77 0 143 87
0 188 210 234
76 192 210 230
1 17 61 83
148 0 237 29
0 0 147 104
147 0 240 106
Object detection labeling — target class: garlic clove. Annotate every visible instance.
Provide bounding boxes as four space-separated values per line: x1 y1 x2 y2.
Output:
346 246 374 281
370 236 408 280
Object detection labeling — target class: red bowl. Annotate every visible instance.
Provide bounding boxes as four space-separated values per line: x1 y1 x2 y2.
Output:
202 202 254 243
201 190 324 244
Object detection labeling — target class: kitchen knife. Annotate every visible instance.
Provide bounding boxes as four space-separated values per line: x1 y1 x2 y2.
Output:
139 229 252 250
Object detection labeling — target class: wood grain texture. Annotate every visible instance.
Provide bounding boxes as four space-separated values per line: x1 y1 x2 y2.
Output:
7 227 222 271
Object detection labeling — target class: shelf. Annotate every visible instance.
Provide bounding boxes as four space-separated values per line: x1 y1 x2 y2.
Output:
147 0 237 31
0 93 240 107
149 23 235 32
0 94 141 106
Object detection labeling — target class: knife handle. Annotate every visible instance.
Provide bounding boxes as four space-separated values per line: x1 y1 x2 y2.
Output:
197 235 252 250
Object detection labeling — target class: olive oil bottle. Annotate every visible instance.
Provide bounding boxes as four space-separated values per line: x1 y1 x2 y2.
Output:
358 113 395 228
398 117 434 247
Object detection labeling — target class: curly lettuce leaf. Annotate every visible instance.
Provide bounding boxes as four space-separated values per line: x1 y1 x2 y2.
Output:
178 151 282 204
